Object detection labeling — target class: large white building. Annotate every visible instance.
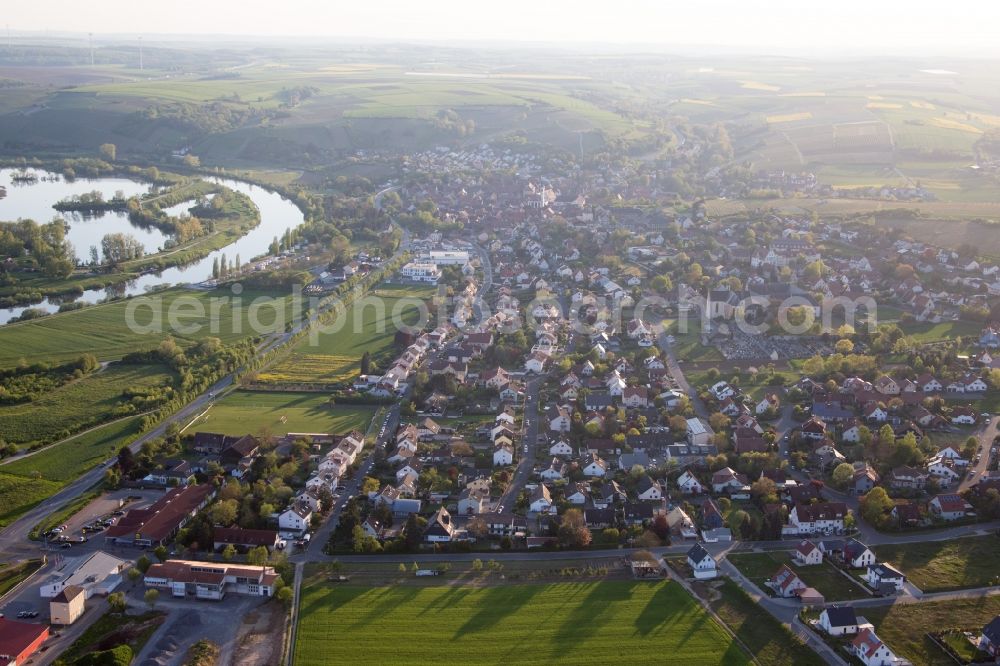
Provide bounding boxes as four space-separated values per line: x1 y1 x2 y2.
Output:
400 261 441 283
39 551 130 600
420 250 470 266
144 560 280 601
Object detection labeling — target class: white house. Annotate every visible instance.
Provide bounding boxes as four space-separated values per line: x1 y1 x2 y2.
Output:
676 470 704 494
710 381 736 401
793 540 823 566
686 418 713 447
539 458 566 481
278 506 312 533
636 476 663 501
926 456 961 483
582 454 608 478
493 444 514 467
788 503 847 535
819 606 859 637
851 629 898 666
930 493 974 520
686 543 717 580
549 440 573 457
769 565 806 598
529 485 554 514
864 563 906 592
549 406 572 433
843 539 876 569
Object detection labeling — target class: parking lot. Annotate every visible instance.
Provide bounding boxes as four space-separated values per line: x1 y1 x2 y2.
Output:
42 488 164 554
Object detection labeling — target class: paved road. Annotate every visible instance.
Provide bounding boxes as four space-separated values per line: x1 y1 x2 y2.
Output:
497 376 542 512
658 331 710 421
960 415 998 492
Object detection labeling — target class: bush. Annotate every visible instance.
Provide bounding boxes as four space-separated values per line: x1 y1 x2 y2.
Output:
74 645 133 666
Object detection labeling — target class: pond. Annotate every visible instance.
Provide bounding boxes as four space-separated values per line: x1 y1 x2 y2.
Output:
0 168 306 323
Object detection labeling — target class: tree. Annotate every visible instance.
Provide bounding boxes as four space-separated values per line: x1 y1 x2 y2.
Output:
832 462 855 488
750 477 778 505
101 232 144 264
361 476 381 495
557 508 592 548
360 351 372 376
248 546 270 566
99 143 116 161
144 588 159 610
277 586 294 606
859 487 894 528
208 499 238 526
127 567 143 583
153 545 169 562
835 339 855 354
221 544 237 562
136 556 152 574
472 558 483 571
107 591 127 614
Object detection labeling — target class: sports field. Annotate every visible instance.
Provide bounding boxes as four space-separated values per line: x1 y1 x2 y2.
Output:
259 284 435 384
188 390 375 437
294 581 750 666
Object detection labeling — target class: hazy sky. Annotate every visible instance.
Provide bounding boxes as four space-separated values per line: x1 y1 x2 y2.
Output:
7 0 1000 56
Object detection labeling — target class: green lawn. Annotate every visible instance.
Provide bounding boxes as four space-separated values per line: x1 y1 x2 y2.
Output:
865 596 1000 666
294 581 750 665
875 536 1000 592
0 287 294 368
708 580 824 666
189 390 376 437
728 551 868 602
662 319 723 363
0 363 174 445
898 320 983 343
260 284 435 384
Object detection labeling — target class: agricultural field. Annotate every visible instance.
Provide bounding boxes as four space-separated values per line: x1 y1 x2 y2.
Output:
294 580 750 665
0 61 653 164
0 415 144 529
0 363 174 445
0 473 61 527
188 390 375 437
874 536 1000 592
259 284 435 385
1 414 144 482
727 551 869 602
0 287 296 367
865 595 1000 666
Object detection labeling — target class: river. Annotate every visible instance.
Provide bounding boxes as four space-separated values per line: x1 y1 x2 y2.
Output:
0 168 305 323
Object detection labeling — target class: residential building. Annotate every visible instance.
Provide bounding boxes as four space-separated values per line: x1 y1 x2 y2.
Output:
819 606 859 636
686 543 717 580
